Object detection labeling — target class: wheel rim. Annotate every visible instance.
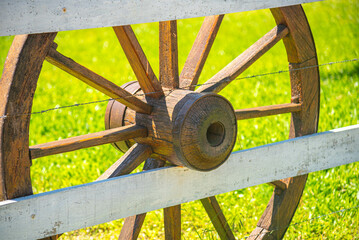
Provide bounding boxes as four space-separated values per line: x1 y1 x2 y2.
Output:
251 6 320 239
0 33 57 200
0 5 319 240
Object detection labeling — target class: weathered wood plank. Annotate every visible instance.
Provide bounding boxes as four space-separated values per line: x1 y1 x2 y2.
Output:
0 0 321 37
0 125 357 239
118 159 165 240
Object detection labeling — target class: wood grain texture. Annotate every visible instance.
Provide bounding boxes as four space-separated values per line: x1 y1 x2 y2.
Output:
196 25 289 93
0 33 57 201
0 4 324 239
113 25 164 99
1 125 357 239
97 143 152 181
201 196 235 240
119 214 147 240
118 159 165 240
0 0 321 36
105 81 143 153
271 6 317 63
159 21 179 89
30 125 147 159
130 90 237 171
180 15 224 90
0 34 58 240
235 103 301 120
248 6 321 239
268 180 287 191
46 47 152 114
164 205 181 240
268 180 287 195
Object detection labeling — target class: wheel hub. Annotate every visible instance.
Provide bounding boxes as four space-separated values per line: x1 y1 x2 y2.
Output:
105 82 237 171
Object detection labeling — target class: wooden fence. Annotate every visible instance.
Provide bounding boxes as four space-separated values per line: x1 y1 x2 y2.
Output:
1 125 358 239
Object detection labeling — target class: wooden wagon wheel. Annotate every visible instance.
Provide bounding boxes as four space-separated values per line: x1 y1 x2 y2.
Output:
0 4 319 240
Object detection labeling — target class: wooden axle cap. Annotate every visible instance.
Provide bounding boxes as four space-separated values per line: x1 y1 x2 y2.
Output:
105 82 237 171
171 92 237 171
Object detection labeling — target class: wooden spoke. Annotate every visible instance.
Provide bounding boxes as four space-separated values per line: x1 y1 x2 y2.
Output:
159 20 179 89
46 47 151 114
30 125 147 159
268 180 287 195
119 214 147 240
97 143 152 181
143 158 166 170
160 161 181 240
113 26 164 99
164 205 181 240
268 180 287 190
201 196 235 240
235 103 301 120
196 24 289 93
180 15 224 90
119 158 165 240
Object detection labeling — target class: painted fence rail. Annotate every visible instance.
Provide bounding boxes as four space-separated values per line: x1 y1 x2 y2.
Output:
0 0 321 36
0 125 358 239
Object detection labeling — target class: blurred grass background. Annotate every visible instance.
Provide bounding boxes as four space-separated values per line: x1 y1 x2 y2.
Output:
0 0 358 239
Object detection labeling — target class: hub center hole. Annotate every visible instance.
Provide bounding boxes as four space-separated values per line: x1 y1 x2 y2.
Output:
206 122 225 147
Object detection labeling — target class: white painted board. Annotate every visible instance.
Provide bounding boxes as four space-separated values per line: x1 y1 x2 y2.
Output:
0 125 358 239
0 0 321 36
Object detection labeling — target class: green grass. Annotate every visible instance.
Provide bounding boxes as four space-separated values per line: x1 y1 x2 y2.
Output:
0 0 358 239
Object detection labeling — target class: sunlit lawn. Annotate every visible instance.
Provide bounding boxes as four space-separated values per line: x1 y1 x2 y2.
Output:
0 0 358 239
